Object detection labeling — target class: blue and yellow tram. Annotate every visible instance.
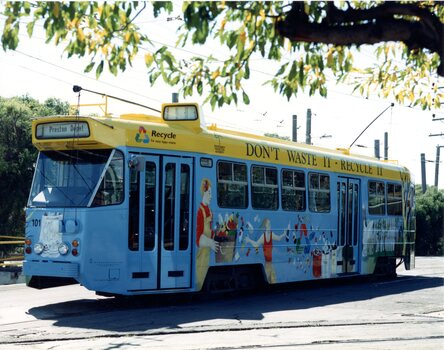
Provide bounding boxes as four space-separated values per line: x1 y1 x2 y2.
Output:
23 103 415 295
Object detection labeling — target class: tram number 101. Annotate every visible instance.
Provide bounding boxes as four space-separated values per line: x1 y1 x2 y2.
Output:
31 219 41 227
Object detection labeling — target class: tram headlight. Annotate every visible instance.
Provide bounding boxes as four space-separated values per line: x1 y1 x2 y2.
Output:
33 243 44 255
58 243 70 255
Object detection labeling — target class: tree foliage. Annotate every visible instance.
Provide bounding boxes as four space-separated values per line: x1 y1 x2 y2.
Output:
415 186 444 256
0 96 69 254
1 1 443 110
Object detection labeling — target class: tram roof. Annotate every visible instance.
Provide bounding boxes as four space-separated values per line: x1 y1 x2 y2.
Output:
31 103 410 182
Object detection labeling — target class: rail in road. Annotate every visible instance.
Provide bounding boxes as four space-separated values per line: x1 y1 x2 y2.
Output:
0 257 443 349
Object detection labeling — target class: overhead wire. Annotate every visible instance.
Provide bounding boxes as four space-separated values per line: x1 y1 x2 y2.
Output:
0 15 432 115
0 13 440 139
12 49 163 104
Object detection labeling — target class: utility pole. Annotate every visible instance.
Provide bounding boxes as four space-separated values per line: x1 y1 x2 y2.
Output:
421 153 427 193
306 109 312 145
292 115 297 142
384 132 389 160
435 145 443 188
374 139 380 159
429 114 443 188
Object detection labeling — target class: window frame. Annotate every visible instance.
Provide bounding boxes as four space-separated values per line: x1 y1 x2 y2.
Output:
368 180 386 215
91 149 125 207
216 160 248 209
251 165 279 210
281 168 306 212
308 172 331 213
387 182 402 216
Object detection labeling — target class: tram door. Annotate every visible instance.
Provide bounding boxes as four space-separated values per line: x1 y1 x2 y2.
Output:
128 155 193 291
128 156 159 291
160 156 193 289
337 178 361 274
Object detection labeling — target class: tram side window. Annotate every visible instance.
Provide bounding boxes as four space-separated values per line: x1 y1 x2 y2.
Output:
92 150 124 206
144 162 156 251
217 161 248 208
179 164 191 250
308 173 330 213
164 163 176 251
128 168 140 251
387 183 402 216
368 181 386 215
251 165 278 210
282 169 306 211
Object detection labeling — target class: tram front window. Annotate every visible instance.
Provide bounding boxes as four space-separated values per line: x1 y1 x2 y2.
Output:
29 149 113 207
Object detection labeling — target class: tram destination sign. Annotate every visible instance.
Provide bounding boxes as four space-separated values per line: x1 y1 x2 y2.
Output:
36 121 90 139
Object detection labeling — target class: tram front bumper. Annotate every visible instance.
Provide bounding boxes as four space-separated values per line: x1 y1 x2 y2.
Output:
24 260 79 278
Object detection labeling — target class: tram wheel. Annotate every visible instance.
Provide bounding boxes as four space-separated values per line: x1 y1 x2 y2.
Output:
374 257 397 279
202 264 265 294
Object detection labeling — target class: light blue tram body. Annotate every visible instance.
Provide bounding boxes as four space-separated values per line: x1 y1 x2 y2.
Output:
24 104 415 295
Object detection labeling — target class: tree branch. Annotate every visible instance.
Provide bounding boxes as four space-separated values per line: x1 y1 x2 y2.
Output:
276 1 444 76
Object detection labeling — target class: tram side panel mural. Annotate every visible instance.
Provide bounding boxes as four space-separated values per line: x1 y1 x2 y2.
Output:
195 190 341 288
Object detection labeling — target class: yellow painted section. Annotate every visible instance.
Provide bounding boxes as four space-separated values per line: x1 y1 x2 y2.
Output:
32 116 126 151
32 106 410 182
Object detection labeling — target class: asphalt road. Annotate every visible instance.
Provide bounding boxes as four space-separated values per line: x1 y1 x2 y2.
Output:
0 257 443 349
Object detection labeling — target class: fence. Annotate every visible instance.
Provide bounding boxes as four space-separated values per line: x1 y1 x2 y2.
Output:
0 236 24 268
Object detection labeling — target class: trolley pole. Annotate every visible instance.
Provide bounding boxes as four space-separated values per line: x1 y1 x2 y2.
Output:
292 115 298 142
421 153 427 193
306 109 312 145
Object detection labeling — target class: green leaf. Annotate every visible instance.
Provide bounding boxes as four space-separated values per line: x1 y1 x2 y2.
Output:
242 91 250 104
298 61 304 85
227 32 238 49
232 93 238 105
288 61 297 81
84 62 95 73
26 21 35 37
276 62 289 76
284 87 292 100
244 62 250 79
96 60 104 79
170 74 180 85
320 86 327 97
163 52 175 68
210 95 218 110
109 62 118 75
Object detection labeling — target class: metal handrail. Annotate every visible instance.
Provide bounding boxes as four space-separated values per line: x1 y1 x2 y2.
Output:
0 236 24 268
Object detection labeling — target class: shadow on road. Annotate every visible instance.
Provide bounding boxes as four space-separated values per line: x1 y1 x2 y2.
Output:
26 274 444 333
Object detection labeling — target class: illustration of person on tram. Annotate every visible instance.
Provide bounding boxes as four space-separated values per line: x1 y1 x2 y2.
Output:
195 178 220 290
245 218 286 283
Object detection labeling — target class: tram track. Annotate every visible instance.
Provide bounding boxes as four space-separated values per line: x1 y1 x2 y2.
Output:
189 335 444 350
1 257 442 348
1 316 442 345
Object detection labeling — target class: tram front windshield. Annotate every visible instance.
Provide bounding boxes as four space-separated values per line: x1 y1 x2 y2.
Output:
28 149 112 207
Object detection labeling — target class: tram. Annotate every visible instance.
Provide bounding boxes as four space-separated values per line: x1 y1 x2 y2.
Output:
23 100 415 295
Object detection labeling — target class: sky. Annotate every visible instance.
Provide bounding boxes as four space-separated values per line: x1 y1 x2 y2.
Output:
0 5 443 189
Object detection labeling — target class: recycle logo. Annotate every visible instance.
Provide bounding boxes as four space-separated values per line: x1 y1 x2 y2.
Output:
135 126 150 144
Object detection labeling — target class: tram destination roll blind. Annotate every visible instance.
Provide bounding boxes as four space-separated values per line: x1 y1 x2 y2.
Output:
36 122 90 139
